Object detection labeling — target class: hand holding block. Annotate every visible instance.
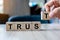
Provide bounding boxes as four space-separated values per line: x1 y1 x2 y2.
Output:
41 12 50 20
6 22 41 31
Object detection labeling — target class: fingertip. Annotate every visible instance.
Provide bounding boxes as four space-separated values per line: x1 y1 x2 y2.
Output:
44 4 50 12
49 12 54 18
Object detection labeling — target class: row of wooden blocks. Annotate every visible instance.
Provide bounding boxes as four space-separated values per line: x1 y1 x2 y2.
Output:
6 22 41 31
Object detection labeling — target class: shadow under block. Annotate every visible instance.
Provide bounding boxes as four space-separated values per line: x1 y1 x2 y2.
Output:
41 12 50 20
6 22 41 31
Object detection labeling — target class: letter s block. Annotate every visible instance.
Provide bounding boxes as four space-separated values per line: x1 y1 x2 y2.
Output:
31 21 41 31
41 12 50 20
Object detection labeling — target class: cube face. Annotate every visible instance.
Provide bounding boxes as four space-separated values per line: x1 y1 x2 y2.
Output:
31 22 41 31
41 12 50 20
23 22 32 31
6 22 15 31
6 22 41 31
14 22 25 31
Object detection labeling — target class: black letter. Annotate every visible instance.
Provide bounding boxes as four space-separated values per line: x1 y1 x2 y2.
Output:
34 24 39 29
17 24 21 29
45 13 48 18
25 24 30 29
8 24 12 29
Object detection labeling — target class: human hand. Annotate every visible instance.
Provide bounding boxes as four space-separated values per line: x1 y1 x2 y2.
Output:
45 0 60 18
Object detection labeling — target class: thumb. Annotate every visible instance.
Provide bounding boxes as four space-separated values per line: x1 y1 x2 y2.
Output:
49 7 60 18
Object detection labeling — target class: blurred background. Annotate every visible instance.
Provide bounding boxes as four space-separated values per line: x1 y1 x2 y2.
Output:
0 0 59 24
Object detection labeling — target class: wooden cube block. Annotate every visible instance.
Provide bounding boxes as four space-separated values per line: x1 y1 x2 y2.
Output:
31 21 41 31
6 22 15 31
23 22 32 31
41 12 50 20
13 22 24 31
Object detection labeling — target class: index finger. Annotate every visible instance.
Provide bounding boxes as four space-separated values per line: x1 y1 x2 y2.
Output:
45 0 54 12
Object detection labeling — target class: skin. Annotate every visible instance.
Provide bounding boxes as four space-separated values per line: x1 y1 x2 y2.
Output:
45 0 60 19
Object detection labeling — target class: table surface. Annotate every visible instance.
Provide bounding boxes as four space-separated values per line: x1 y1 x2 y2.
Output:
0 24 60 40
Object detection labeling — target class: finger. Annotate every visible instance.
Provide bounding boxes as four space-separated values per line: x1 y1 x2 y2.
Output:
53 0 60 7
49 7 60 18
45 0 54 12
